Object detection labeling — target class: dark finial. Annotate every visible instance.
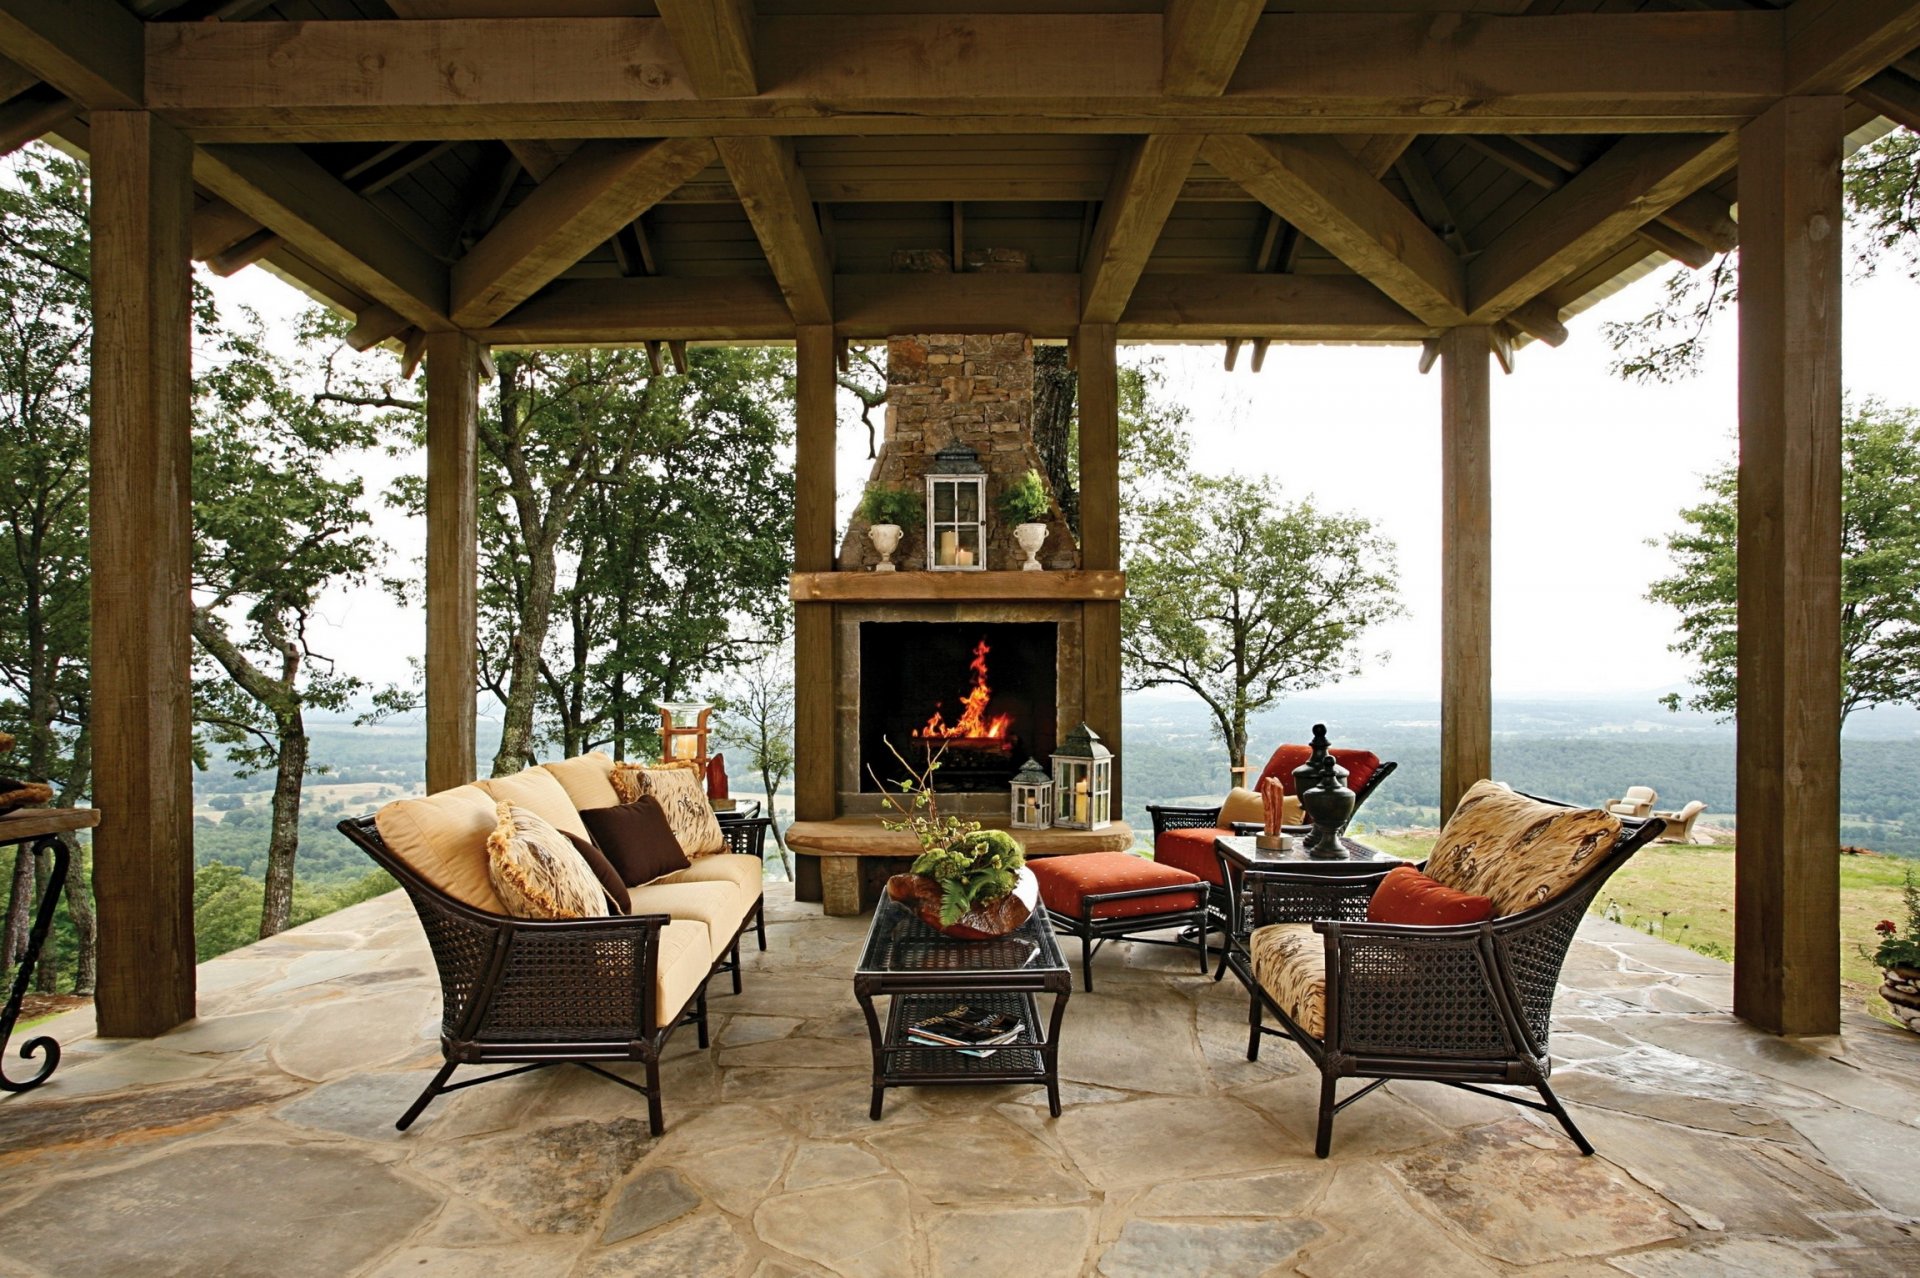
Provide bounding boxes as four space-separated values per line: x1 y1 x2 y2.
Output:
1310 723 1329 750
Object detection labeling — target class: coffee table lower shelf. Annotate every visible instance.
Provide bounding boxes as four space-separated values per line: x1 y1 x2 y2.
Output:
856 988 1069 1119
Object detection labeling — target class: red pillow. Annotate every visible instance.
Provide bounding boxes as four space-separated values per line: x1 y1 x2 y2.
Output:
1367 865 1494 926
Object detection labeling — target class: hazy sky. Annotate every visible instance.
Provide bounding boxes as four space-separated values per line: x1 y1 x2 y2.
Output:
209 238 1920 705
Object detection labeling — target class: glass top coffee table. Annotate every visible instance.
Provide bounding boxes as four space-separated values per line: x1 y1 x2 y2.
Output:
853 896 1073 1119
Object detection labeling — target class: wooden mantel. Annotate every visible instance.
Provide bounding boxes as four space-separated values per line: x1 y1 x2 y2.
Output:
789 569 1124 603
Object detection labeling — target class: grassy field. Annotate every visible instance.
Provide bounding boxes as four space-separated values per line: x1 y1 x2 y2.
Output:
1357 828 1914 1023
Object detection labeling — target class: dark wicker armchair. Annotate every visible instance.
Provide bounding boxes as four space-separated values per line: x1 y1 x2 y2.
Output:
1229 807 1664 1158
339 814 745 1137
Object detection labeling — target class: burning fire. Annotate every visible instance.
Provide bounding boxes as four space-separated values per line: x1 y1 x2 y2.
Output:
915 639 1013 741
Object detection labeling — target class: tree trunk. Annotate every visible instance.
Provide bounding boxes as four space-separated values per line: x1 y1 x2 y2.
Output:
1033 344 1079 535
492 538 559 776
760 764 791 875
3 847 31 971
259 710 307 938
1229 707 1250 793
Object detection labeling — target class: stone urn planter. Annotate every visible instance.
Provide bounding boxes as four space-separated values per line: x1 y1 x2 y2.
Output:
867 522 903 572
1882 966 1920 1032
1013 522 1048 571
887 866 1039 941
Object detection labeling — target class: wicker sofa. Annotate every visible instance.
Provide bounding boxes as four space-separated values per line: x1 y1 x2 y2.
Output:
338 752 769 1136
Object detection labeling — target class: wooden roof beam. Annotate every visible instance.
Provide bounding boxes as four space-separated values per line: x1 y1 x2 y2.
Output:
1080 135 1204 324
1163 0 1265 96
0 84 72 157
1855 67 1920 130
1503 134 1739 253
655 0 757 97
716 136 833 325
0 0 139 110
1206 134 1465 327
1467 134 1738 322
450 136 713 329
1786 0 1920 94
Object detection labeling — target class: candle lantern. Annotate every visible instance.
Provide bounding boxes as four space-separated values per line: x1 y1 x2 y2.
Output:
1010 757 1053 830
657 701 712 770
925 443 988 571
1050 722 1113 830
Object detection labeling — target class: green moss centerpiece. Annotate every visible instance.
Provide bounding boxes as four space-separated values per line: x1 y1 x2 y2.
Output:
876 742 1037 940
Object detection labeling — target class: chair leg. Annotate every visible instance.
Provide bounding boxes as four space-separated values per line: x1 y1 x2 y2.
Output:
730 934 744 996
755 899 767 952
1194 907 1209 974
1246 991 1262 1061
645 1054 665 1137
395 1060 458 1132
1081 929 1095 994
1314 1069 1338 1159
1534 1078 1594 1156
695 988 710 1050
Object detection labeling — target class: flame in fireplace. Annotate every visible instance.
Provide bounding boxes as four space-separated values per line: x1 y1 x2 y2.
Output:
915 639 1013 741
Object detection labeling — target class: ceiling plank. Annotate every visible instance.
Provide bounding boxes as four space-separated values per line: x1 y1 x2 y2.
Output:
1786 0 1920 94
1467 133 1738 321
1080 134 1204 324
450 136 713 328
715 135 832 324
655 0 757 97
1206 134 1465 327
0 0 140 110
193 144 451 331
1163 0 1265 96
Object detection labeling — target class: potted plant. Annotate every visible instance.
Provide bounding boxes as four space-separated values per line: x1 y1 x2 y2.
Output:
873 741 1037 940
999 468 1052 571
857 484 922 572
1872 868 1920 1032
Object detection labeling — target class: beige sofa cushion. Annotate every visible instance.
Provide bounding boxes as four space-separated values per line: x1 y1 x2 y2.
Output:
487 803 610 920
476 766 592 843
627 880 754 962
1220 786 1302 828
1248 923 1325 1039
542 751 621 813
654 854 764 894
611 763 725 857
373 785 506 914
1426 780 1622 916
654 919 712 1029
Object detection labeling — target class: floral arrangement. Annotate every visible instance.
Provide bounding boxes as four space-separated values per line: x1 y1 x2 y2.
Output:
1871 868 1920 971
874 740 1027 927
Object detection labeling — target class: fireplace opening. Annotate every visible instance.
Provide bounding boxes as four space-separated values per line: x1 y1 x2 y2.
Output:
859 622 1057 793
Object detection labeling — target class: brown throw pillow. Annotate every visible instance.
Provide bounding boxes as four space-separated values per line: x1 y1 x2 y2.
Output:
610 762 726 857
563 831 631 915
581 797 693 887
486 802 609 920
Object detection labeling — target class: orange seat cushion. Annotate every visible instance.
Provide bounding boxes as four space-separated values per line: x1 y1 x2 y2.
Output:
1153 827 1229 886
1366 865 1494 927
1031 852 1207 921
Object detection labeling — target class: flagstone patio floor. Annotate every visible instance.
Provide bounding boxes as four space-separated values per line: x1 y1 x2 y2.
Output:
2 882 1919 1276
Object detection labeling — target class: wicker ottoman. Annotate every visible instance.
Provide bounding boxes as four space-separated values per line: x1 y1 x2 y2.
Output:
1028 852 1210 992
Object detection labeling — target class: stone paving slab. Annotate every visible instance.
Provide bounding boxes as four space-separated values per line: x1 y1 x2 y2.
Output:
1 885 1919 1276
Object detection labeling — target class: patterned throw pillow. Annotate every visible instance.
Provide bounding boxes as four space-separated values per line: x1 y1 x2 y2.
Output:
487 802 610 919
610 762 726 857
1424 781 1622 917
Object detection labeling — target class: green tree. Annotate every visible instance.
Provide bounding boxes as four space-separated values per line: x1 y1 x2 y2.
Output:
1123 474 1403 783
0 146 96 993
190 305 385 938
713 643 795 874
1650 398 1920 724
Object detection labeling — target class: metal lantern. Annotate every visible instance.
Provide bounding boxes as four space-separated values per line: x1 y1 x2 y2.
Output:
925 443 988 570
1051 722 1113 830
658 700 712 769
1010 757 1053 830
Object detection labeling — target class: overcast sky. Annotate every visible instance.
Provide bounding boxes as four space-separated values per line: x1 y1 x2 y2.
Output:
209 238 1920 705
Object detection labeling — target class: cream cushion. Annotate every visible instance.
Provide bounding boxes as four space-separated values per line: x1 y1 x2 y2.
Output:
653 919 713 1029
627 880 754 962
1220 786 1302 827
475 766 592 843
654 853 764 894
1248 922 1326 1038
541 751 621 813
487 803 608 920
374 785 506 914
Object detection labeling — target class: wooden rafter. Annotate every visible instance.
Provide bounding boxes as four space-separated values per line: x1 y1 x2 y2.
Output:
1080 135 1204 324
716 136 832 325
655 0 757 97
1500 134 1739 253
1206 134 1465 327
1785 0 1920 94
1855 67 1920 130
449 136 713 328
1163 0 1265 96
1465 135 1720 267
0 0 139 110
0 84 71 156
1466 134 1738 322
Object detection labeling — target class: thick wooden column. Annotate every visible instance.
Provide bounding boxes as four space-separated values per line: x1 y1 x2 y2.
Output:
90 112 195 1037
1076 324 1123 807
1439 326 1493 820
425 332 480 795
793 325 837 823
1735 96 1845 1037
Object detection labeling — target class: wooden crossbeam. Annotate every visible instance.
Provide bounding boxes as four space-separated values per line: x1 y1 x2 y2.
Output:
0 0 140 110
1467 134 1738 321
1163 0 1265 96
193 144 450 331
715 136 832 324
141 13 1787 142
1786 0 1920 94
1506 298 1568 348
0 84 70 156
1206 134 1465 327
450 137 713 328
345 303 408 353
1503 134 1739 253
655 0 757 97
1855 67 1920 130
1080 135 1204 324
189 198 260 261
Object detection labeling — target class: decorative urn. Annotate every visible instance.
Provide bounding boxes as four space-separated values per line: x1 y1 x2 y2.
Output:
1013 522 1048 571
867 522 904 572
1291 723 1355 858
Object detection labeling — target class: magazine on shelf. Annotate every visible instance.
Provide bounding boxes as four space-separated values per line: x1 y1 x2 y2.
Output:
907 1004 1025 1056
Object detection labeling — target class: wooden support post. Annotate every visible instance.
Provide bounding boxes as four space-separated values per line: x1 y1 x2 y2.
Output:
425 331 479 795
1735 97 1846 1038
1077 323 1123 808
89 112 196 1038
1439 326 1493 821
793 325 837 823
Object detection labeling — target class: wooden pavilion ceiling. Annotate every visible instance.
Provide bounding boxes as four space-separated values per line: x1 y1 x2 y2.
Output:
0 1 1916 356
